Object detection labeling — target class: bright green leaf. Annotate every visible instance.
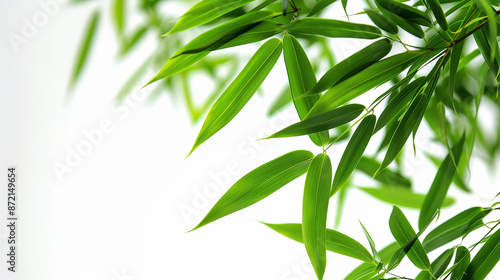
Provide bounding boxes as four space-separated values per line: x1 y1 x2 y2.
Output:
359 187 454 209
464 226 500 279
287 18 382 39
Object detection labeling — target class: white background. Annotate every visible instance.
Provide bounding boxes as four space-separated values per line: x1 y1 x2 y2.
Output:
1 0 500 279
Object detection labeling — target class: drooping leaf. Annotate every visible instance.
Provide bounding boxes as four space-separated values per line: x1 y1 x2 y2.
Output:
283 34 329 146
422 207 492 253
375 0 425 38
473 0 498 60
427 0 448 30
375 0 432 27
416 248 455 280
166 0 254 35
359 187 454 209
451 246 471 280
266 104 365 139
356 157 411 187
303 153 332 280
262 222 374 263
189 38 282 155
306 52 422 118
192 150 313 230
474 25 500 81
113 0 125 35
365 9 398 34
331 115 376 196
464 226 500 280
389 206 431 270
287 18 382 39
418 134 466 229
69 10 100 90
305 39 392 97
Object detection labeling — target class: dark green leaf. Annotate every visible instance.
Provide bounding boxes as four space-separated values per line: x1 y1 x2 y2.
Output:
427 0 448 30
303 153 332 280
287 18 382 39
192 150 313 230
375 0 432 26
331 115 376 196
464 226 500 279
365 9 398 34
451 246 471 280
263 222 374 263
266 104 364 139
189 38 282 155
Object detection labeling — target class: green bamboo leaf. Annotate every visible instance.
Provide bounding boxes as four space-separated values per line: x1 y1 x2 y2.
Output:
474 25 500 80
188 38 282 155
262 223 374 263
267 87 292 116
119 26 148 56
69 10 100 90
451 246 471 280
305 39 392 97
378 93 428 173
308 0 338 17
422 207 492 253
303 153 332 280
287 18 382 39
113 0 125 35
375 0 432 26
345 265 381 280
360 221 380 261
356 157 411 187
166 0 254 35
283 34 329 146
219 20 283 50
375 77 426 133
418 135 466 229
359 187 454 209
192 150 313 230
365 9 398 34
464 226 500 280
473 0 498 60
389 206 431 270
331 115 376 196
448 38 464 111
375 1 425 38
266 104 365 139
341 0 348 17
306 52 422 118
427 0 448 30
345 243 399 280
282 0 288 15
416 248 454 280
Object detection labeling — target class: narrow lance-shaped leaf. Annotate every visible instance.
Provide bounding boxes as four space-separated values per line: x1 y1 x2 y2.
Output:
262 223 375 263
377 93 428 173
303 153 332 280
69 10 100 90
451 246 470 280
305 39 392 97
422 207 492 253
265 104 365 139
416 248 455 280
306 52 422 118
113 0 125 35
308 0 339 17
375 0 432 26
283 34 329 146
166 0 254 35
473 0 498 61
426 0 448 30
356 157 411 187
365 9 398 34
474 26 500 81
464 226 500 280
331 115 376 196
359 187 454 209
191 150 313 230
388 206 431 270
360 221 380 261
287 18 382 39
267 87 292 116
188 38 282 155
418 134 466 229
345 242 399 280
374 0 425 38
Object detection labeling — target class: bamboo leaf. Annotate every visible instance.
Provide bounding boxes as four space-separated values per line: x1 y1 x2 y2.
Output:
331 115 376 196
305 39 392 97
422 207 492 253
474 25 500 80
389 206 431 270
282 0 288 15
375 1 425 38
416 248 455 280
308 0 338 17
267 87 292 116
356 157 411 187
464 226 500 280
262 223 374 263
346 243 399 280
451 246 470 280
418 134 466 229
473 0 498 60
307 52 422 118
427 0 448 30
375 0 432 27
188 38 282 155
378 93 428 173
303 153 332 280
113 0 125 35
365 9 398 34
283 34 329 146
192 150 313 230
287 18 382 39
360 221 380 261
359 187 454 209
69 10 100 90
166 0 254 35
375 77 426 133
266 104 365 139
